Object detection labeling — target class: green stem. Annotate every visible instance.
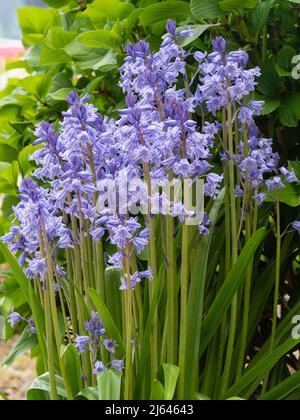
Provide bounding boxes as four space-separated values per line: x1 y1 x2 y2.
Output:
124 245 133 400
263 199 281 392
221 97 238 395
178 220 189 399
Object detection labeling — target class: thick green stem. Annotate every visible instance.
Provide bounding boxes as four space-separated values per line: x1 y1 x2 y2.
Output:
178 220 189 399
262 200 281 393
221 97 238 395
124 246 133 400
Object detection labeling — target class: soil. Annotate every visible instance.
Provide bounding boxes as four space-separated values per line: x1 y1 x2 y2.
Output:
0 336 36 400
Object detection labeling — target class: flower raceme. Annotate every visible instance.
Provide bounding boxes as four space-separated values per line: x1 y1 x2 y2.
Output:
1 20 299 398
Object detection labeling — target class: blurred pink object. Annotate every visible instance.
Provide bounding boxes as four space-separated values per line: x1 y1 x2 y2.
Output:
0 38 24 60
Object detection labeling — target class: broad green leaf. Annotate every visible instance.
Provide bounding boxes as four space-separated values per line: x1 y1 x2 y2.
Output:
258 58 283 97
140 1 191 26
105 267 122 333
76 387 98 400
254 94 280 115
194 392 211 400
280 92 300 126
0 392 9 400
150 380 165 400
27 373 67 400
0 243 47 365
85 0 135 28
288 161 300 179
60 344 82 398
175 24 218 47
88 288 125 356
97 369 122 400
163 363 180 400
77 30 122 51
64 41 118 71
2 326 37 366
191 0 225 20
219 0 258 12
279 106 299 127
39 28 77 66
0 145 18 163
17 7 61 46
277 46 296 70
18 144 42 176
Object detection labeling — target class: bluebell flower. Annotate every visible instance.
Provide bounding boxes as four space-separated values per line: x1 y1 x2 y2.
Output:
84 312 106 339
75 335 92 353
93 361 107 375
292 221 300 234
102 338 117 354
111 359 125 372
8 312 23 328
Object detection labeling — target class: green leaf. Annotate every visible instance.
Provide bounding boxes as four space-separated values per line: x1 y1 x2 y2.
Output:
64 40 118 71
85 0 135 28
279 106 299 127
288 161 300 179
226 337 300 399
2 326 37 366
134 264 164 398
27 373 67 400
219 0 258 12
0 392 9 400
0 145 18 163
97 369 122 400
194 392 211 400
88 288 125 356
251 0 275 39
162 364 180 400
140 1 191 26
43 0 71 7
259 370 300 400
191 0 225 20
175 24 218 47
60 344 82 398
254 94 280 115
77 30 122 51
150 380 165 400
266 183 300 207
76 387 98 400
0 243 47 365
17 7 61 46
18 144 42 176
277 46 296 70
39 28 76 66
184 189 225 399
200 228 266 355
258 58 283 97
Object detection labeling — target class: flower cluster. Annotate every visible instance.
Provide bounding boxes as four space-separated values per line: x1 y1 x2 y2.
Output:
75 312 123 374
2 21 298 294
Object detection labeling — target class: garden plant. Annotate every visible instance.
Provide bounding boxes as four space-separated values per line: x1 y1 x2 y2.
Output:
0 0 300 402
